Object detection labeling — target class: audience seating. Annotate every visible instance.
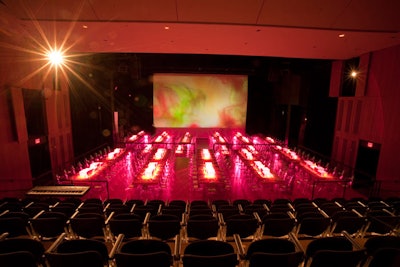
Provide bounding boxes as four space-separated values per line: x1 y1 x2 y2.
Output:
2 196 400 266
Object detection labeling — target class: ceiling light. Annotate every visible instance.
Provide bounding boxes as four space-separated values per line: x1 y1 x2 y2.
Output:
339 34 345 38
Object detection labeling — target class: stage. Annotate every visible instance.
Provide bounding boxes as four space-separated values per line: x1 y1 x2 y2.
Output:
56 130 365 202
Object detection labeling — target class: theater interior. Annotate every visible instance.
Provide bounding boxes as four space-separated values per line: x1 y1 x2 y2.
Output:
1 1 400 267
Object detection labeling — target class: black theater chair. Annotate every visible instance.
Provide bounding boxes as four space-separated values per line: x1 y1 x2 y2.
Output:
147 214 182 241
30 211 69 240
45 232 111 267
185 214 221 241
0 251 37 267
110 237 176 267
261 212 296 238
107 212 144 241
0 211 31 237
235 234 304 267
304 236 365 267
0 236 46 266
182 239 238 267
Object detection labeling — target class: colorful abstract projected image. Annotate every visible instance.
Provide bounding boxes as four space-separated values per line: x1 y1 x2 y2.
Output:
153 74 248 128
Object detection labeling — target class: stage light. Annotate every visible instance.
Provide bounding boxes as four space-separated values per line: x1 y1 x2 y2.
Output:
350 70 358 78
47 49 64 66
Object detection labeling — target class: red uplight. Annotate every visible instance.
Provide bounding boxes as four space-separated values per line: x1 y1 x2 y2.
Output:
367 142 373 148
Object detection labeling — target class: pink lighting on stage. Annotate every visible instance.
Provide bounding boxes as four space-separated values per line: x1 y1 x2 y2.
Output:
282 148 299 161
153 148 167 160
201 149 212 161
253 161 274 179
240 148 254 160
107 148 122 160
303 160 330 177
78 162 103 179
220 145 230 155
128 130 145 142
142 162 160 180
203 162 217 179
155 131 168 143
143 144 153 154
175 145 184 155
266 137 275 144
181 132 191 143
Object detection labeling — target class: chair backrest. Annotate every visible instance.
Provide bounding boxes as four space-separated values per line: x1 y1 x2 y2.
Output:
184 240 234 256
148 214 181 240
115 251 171 267
187 215 219 240
308 249 366 267
55 239 109 265
109 213 143 238
246 238 296 259
249 251 304 267
363 235 400 256
70 213 105 238
31 212 68 239
0 217 30 237
46 251 104 267
367 247 400 267
0 237 45 265
182 253 238 267
0 251 37 267
262 214 296 237
120 239 172 255
225 214 259 238
297 215 330 237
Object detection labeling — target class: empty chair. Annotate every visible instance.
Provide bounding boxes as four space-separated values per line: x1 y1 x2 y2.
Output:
104 203 131 216
211 200 230 210
23 202 50 218
318 202 344 217
0 237 45 266
168 199 187 209
50 203 76 217
124 199 145 208
304 236 359 266
218 205 241 219
367 247 400 267
295 211 331 238
103 198 123 206
232 199 251 209
30 211 68 240
82 198 103 205
308 249 366 267
182 240 238 267
261 212 296 237
162 205 186 218
112 238 173 267
69 213 106 239
132 204 159 220
146 199 165 208
364 210 400 236
253 199 272 207
329 210 366 236
186 214 220 240
108 213 144 240
0 211 31 237
148 214 181 241
243 204 269 218
362 236 400 267
189 200 209 208
223 213 259 240
0 251 37 267
239 238 304 267
77 203 104 215
46 234 110 267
